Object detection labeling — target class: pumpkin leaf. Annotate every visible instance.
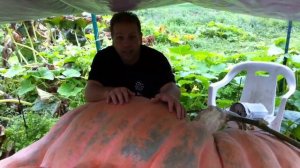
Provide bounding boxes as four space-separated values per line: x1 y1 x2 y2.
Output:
62 69 81 78
268 45 284 56
217 99 234 108
7 56 20 66
210 64 227 74
57 81 82 97
3 64 25 78
168 45 191 56
31 67 55 80
177 79 193 87
292 125 300 140
17 79 35 95
195 76 210 88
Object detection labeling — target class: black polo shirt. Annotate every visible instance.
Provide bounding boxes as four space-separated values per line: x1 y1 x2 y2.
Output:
88 45 175 98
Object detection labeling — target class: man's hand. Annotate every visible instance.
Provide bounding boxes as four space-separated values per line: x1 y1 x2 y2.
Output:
85 81 135 103
151 93 186 120
106 87 135 104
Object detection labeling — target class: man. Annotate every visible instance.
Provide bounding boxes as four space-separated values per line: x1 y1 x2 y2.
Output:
85 11 185 119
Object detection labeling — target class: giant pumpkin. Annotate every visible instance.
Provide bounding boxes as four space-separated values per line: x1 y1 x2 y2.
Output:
0 97 299 167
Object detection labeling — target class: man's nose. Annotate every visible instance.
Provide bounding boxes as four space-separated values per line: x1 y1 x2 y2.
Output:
122 38 133 46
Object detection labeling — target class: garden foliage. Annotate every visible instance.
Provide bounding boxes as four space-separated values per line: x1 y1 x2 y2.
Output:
0 3 300 156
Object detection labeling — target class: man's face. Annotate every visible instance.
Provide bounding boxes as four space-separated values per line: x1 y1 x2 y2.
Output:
112 22 142 65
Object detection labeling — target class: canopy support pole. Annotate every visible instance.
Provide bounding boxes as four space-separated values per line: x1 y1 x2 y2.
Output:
283 20 293 65
91 14 101 51
280 20 293 93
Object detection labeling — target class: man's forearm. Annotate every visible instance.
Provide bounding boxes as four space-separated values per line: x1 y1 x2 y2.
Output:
160 82 181 99
84 81 112 102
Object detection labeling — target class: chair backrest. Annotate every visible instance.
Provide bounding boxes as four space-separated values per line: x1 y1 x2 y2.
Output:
232 62 295 116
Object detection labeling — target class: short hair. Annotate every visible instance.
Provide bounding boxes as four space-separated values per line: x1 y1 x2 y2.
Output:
110 11 141 34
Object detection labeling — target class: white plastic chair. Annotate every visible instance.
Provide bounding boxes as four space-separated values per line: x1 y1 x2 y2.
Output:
208 61 296 131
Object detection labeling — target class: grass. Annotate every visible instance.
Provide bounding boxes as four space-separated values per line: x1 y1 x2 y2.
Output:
136 3 300 54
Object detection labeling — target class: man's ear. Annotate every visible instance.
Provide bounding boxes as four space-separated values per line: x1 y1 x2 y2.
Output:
110 27 114 38
139 32 143 43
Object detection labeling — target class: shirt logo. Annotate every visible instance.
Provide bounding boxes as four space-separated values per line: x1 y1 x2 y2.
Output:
134 81 144 95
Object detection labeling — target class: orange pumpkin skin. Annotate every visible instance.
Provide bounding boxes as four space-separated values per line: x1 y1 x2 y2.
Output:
0 97 299 168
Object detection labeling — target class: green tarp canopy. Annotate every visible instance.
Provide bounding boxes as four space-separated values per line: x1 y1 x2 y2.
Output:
0 0 299 23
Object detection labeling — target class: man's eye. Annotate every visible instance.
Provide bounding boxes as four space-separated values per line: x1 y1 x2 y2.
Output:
129 36 137 40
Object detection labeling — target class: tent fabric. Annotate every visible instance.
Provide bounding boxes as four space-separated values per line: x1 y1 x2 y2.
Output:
0 0 299 23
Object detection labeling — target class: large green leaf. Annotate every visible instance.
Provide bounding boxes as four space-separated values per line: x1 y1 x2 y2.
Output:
292 99 300 110
44 16 64 27
57 81 83 97
7 56 20 65
45 16 90 30
3 64 25 78
291 55 300 68
209 64 227 74
274 37 286 49
17 79 35 95
168 45 192 56
195 76 210 88
192 62 209 73
62 69 81 78
177 79 194 87
216 99 234 108
31 67 55 80
267 45 284 56
292 125 300 140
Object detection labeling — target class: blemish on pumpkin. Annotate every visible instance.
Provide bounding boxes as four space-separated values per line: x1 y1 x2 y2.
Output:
163 136 197 167
162 128 210 167
86 111 130 146
121 128 168 161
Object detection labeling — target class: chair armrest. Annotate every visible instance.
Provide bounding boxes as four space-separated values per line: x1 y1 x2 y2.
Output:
208 68 240 106
271 82 296 131
281 81 296 100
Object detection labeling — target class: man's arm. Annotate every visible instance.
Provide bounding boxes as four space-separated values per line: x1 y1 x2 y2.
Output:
84 80 112 102
159 82 181 100
151 82 186 119
85 80 135 104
